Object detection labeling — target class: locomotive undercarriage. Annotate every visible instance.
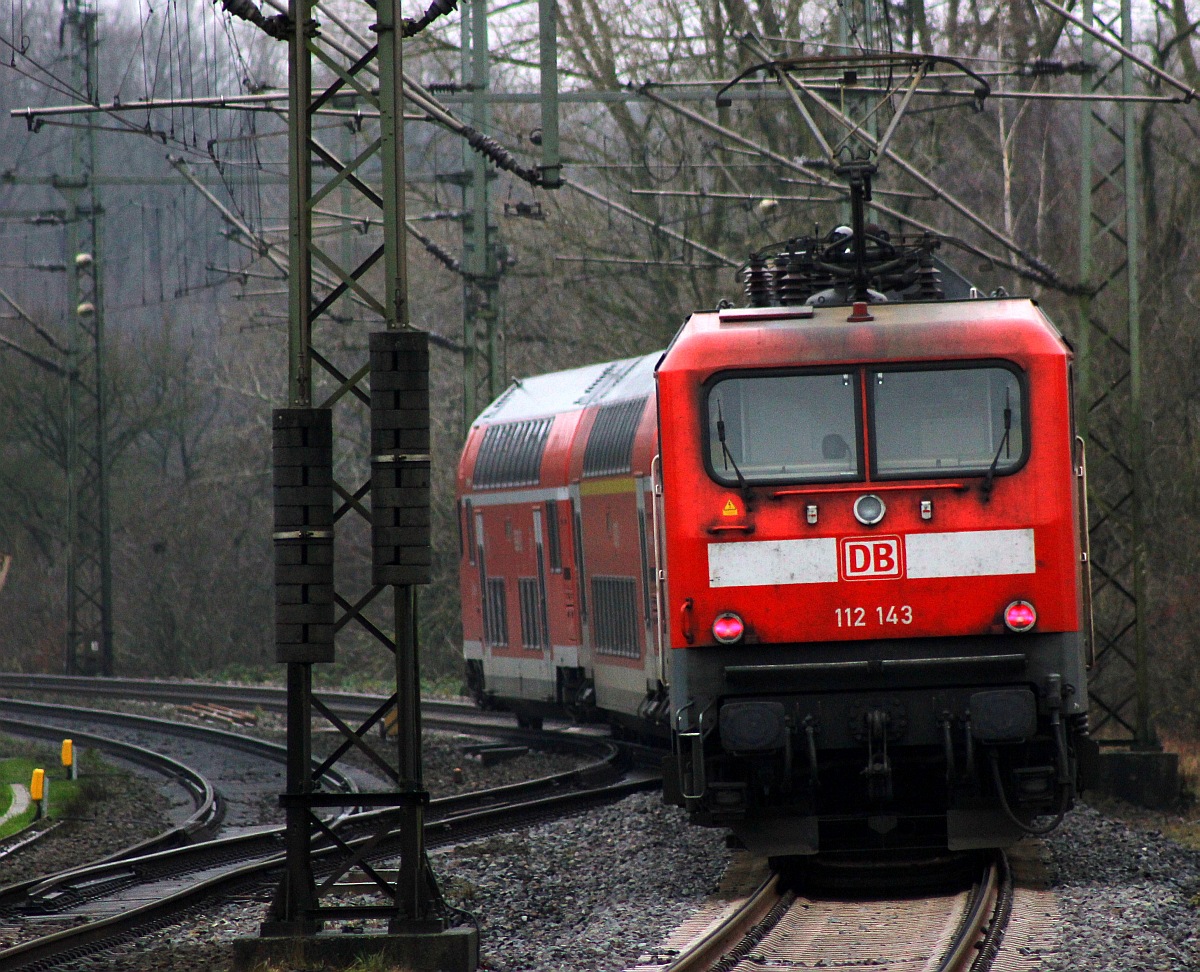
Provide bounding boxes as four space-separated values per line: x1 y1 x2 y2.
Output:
666 633 1086 856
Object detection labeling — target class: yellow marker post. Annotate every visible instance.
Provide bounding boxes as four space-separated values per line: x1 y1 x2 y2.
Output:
61 739 76 780
30 768 45 819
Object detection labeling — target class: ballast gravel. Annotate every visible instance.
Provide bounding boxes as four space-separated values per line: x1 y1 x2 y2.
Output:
7 712 1199 972
1043 803 1200 971
48 790 731 972
438 790 731 971
47 796 1200 971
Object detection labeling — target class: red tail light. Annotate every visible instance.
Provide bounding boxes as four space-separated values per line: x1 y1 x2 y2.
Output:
712 613 745 644
1004 600 1037 632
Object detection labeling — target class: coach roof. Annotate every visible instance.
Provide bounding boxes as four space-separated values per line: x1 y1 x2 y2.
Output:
473 351 659 427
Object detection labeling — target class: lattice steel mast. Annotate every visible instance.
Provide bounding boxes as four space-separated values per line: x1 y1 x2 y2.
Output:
459 0 500 429
270 0 432 933
1076 0 1148 749
61 0 113 678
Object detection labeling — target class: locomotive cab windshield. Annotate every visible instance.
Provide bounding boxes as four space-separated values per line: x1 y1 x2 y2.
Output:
707 371 861 483
705 362 1028 488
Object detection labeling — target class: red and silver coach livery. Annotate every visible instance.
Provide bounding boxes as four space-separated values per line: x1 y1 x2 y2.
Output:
459 352 665 730
459 230 1090 857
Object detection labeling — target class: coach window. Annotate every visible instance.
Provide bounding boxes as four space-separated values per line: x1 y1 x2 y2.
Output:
705 372 861 484
545 499 562 571
870 365 1026 478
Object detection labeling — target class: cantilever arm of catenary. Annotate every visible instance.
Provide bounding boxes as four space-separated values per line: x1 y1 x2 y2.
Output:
562 179 740 269
168 155 471 317
169 155 377 308
257 0 547 185
637 85 1079 294
1031 0 1199 103
0 286 69 355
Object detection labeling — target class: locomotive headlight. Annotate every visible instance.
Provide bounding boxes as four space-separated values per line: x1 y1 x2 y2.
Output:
1004 600 1037 632
853 493 886 526
712 613 745 644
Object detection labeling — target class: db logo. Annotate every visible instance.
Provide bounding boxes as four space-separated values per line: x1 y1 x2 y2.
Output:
839 535 904 580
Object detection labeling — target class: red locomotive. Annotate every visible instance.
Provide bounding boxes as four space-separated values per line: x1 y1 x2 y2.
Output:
458 228 1089 856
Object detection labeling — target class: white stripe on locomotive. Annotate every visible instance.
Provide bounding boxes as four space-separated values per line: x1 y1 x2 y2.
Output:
707 528 1036 587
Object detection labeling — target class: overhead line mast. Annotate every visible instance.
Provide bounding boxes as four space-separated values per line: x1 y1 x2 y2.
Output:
213 0 557 961
61 0 113 679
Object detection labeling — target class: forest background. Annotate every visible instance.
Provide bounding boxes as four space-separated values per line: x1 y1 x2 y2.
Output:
1 0 1200 733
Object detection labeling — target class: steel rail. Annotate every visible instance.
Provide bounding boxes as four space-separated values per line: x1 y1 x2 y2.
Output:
965 853 1013 972
0 691 621 901
0 674 616 756
0 758 655 970
4 734 622 916
935 854 1002 972
0 697 358 794
648 853 1008 972
660 872 786 972
0 673 474 720
0 718 221 869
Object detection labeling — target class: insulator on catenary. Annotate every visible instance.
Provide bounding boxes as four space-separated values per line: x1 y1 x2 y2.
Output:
1017 58 1091 77
273 408 335 664
464 129 545 187
370 331 432 588
407 224 462 275
403 0 459 37
210 0 290 39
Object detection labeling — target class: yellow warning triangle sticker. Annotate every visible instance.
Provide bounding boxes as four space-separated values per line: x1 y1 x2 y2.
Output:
722 498 740 517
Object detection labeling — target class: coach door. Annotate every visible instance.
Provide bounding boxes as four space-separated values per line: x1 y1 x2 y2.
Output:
476 510 508 653
530 509 554 690
570 491 590 658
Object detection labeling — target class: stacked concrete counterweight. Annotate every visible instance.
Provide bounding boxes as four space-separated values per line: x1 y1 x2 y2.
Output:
273 408 334 663
370 331 432 586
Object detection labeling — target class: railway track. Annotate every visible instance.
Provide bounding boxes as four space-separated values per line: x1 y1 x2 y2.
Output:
0 675 1053 972
0 717 224 863
631 853 1014 972
0 691 655 971
0 696 363 830
0 673 487 727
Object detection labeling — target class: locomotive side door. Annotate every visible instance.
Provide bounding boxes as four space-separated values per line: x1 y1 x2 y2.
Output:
636 480 658 693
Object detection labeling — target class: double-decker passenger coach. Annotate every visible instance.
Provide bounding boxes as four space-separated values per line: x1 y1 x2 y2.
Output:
458 354 664 730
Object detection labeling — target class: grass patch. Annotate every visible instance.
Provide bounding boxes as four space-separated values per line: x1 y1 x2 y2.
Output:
421 673 468 698
1162 732 1200 798
0 738 108 839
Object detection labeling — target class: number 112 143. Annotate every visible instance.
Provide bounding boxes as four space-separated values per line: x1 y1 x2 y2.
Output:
835 606 913 627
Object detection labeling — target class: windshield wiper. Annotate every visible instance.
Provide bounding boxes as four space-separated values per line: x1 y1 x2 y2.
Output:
715 401 750 500
981 388 1012 501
